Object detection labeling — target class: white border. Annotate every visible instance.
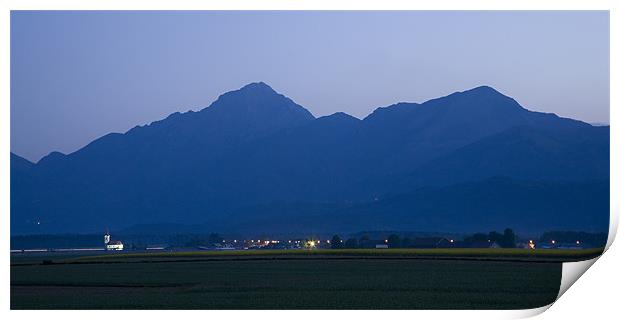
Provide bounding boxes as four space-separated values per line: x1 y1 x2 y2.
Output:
1 1 617 319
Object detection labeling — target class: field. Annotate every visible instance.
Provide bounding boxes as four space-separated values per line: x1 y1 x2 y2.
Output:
11 248 602 310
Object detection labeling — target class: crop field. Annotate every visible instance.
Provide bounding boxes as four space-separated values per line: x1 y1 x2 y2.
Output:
10 248 601 309
67 247 604 262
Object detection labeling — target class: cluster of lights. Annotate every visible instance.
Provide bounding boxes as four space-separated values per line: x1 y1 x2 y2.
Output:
217 239 298 244
528 240 535 249
212 237 582 250
212 239 314 246
547 240 581 245
224 237 523 248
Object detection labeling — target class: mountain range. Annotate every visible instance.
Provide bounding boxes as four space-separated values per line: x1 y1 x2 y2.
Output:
10 82 610 235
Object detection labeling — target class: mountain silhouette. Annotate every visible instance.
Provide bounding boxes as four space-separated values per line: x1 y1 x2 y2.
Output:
10 83 609 234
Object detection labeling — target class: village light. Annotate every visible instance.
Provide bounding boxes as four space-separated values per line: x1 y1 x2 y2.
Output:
449 239 454 243
551 240 555 244
576 240 580 245
384 239 388 243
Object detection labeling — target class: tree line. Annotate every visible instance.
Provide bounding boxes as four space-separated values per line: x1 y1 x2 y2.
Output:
329 228 517 249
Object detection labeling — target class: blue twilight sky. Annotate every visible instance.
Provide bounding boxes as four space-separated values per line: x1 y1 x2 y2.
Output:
11 11 609 162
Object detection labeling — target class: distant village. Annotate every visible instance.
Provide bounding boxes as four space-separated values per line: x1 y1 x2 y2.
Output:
11 228 603 253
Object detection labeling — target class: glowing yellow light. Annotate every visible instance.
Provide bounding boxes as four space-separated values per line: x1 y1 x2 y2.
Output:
308 241 316 247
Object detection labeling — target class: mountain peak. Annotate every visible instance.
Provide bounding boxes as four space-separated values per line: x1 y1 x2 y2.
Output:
37 151 66 166
323 112 359 121
198 82 315 130
463 85 501 95
419 85 524 113
238 81 276 93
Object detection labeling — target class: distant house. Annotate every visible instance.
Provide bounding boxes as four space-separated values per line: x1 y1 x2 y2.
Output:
106 240 124 251
539 239 587 250
360 239 388 249
556 244 583 250
104 231 124 251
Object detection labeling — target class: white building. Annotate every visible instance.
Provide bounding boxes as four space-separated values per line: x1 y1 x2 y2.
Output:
104 232 124 251
106 240 124 251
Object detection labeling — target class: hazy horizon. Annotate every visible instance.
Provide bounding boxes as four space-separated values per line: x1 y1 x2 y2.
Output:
11 11 610 162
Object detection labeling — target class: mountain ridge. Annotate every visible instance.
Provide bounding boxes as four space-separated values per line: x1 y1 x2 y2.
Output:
10 83 609 235
25 83 595 164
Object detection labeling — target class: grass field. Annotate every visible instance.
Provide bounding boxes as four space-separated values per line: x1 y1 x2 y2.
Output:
11 248 600 309
67 247 605 262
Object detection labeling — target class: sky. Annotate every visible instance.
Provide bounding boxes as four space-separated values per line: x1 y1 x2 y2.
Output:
11 11 610 162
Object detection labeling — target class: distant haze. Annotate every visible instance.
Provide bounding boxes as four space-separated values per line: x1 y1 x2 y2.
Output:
11 11 609 162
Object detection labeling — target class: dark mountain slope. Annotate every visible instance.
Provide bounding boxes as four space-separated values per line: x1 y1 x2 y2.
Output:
223 178 609 235
10 152 34 171
10 83 609 234
364 124 610 195
358 86 590 175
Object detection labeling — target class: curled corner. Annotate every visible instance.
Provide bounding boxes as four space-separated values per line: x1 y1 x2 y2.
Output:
518 257 603 318
507 304 552 319
557 256 600 300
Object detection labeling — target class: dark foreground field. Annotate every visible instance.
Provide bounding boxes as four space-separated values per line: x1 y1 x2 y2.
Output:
12 249 600 309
